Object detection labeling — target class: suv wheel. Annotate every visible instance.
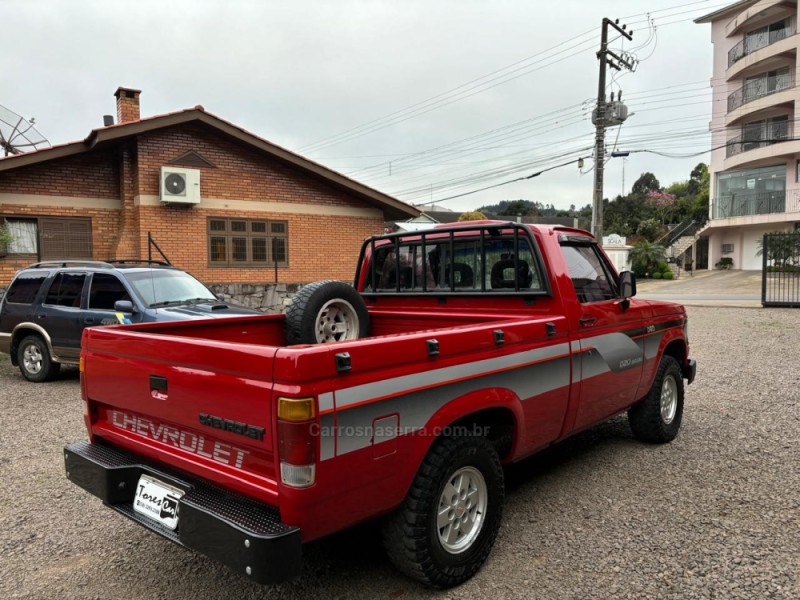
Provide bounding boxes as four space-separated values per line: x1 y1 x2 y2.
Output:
17 335 60 382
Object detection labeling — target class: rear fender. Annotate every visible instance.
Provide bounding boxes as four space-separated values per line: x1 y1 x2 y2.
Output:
404 386 523 473
10 323 57 366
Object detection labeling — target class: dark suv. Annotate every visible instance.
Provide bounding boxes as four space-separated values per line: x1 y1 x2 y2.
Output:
0 261 260 382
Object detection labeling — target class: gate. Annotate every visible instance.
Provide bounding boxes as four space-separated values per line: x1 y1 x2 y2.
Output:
761 232 800 307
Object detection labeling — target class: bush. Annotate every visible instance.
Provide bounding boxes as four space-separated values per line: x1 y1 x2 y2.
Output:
663 271 674 280
715 257 733 270
652 272 662 279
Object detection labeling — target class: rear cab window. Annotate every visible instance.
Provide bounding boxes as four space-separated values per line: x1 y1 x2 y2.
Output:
361 223 547 294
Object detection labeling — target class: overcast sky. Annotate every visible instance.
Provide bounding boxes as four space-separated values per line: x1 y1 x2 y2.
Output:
1 0 723 215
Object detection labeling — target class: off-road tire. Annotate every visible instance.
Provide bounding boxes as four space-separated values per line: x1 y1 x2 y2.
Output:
628 355 684 443
284 280 369 345
17 335 60 383
382 435 504 588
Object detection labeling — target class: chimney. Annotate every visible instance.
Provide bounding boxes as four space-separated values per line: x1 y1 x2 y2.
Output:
114 87 142 123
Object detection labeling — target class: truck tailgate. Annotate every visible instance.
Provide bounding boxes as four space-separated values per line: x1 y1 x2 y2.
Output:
81 325 280 503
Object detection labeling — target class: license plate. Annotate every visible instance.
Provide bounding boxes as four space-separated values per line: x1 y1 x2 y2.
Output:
133 474 184 530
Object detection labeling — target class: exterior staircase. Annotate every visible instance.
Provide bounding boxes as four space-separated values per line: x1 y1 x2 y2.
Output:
658 218 707 267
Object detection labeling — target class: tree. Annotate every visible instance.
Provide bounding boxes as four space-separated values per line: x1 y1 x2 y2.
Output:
756 232 800 270
629 240 666 276
687 163 708 196
631 172 661 196
647 190 677 225
458 211 487 221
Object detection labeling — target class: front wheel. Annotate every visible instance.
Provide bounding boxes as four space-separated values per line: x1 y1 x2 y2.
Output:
382 435 504 588
628 355 684 443
17 335 60 383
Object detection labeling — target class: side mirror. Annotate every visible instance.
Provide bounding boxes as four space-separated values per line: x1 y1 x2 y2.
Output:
114 300 135 313
215 293 225 301
619 271 637 299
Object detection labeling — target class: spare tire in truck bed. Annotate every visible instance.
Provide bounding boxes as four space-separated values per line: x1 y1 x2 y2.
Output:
285 280 370 345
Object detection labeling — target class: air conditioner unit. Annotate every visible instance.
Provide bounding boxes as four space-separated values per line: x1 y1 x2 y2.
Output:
160 167 200 204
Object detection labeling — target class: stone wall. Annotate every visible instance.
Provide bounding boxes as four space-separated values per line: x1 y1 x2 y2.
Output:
208 282 301 313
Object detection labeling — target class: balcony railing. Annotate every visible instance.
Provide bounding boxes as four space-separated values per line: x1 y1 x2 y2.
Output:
726 120 793 157
712 189 800 219
727 70 795 113
728 18 795 67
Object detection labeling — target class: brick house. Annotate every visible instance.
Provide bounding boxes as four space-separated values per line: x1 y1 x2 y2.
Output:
0 87 418 305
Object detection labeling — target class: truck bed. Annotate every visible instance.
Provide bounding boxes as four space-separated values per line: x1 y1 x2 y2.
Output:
81 309 566 509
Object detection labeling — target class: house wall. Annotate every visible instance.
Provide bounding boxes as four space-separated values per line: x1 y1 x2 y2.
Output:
0 123 386 304
700 2 800 270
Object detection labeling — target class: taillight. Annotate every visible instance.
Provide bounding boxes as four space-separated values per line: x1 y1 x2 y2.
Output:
277 397 317 488
79 355 88 408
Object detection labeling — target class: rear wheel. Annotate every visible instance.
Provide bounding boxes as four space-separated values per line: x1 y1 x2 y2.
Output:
628 355 684 443
17 335 60 383
382 435 504 588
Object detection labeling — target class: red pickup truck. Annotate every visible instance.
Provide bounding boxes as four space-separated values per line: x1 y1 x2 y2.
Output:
64 221 695 588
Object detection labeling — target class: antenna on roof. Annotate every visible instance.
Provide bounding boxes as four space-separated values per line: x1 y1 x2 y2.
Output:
0 103 51 157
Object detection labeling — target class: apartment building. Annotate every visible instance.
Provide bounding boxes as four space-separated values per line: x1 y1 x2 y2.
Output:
696 0 800 269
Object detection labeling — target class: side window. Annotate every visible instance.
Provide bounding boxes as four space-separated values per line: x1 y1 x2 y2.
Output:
88 274 130 310
44 273 86 308
4 273 47 304
561 244 618 303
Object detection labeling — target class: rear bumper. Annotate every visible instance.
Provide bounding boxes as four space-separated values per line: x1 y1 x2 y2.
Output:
64 440 301 584
683 358 697 385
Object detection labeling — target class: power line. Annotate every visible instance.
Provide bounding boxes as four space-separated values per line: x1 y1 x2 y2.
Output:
296 1 727 155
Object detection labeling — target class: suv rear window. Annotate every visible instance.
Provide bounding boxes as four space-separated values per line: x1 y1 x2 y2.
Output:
4 273 48 304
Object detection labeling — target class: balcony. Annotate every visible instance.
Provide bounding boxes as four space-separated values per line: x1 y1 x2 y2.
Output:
726 119 792 158
727 70 795 112
728 18 795 67
711 189 800 219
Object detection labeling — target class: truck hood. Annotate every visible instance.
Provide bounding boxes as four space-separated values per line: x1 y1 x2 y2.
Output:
641 299 687 317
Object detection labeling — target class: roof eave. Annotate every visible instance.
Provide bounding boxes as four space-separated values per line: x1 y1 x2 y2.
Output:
694 0 758 23
0 109 420 220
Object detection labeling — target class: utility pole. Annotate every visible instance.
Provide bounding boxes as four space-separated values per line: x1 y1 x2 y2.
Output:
593 18 633 246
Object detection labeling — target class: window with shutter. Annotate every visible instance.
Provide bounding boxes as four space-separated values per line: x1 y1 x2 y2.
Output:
207 218 288 267
40 218 92 260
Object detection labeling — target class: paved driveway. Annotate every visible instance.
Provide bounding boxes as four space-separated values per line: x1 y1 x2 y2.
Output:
636 270 762 306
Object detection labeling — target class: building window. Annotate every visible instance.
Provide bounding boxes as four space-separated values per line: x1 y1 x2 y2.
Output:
207 218 288 267
1 216 92 259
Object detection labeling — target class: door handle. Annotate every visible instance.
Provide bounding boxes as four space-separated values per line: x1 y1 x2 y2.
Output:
83 318 95 325
579 316 597 327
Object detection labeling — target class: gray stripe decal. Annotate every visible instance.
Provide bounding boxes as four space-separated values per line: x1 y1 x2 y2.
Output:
644 333 665 361
335 343 571 410
332 356 571 459
319 413 336 460
584 332 643 374
318 392 334 413
324 330 664 460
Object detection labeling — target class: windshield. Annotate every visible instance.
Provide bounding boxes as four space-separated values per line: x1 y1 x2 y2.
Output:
123 270 217 307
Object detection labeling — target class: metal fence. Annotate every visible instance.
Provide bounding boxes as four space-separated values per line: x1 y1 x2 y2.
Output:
761 232 800 307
